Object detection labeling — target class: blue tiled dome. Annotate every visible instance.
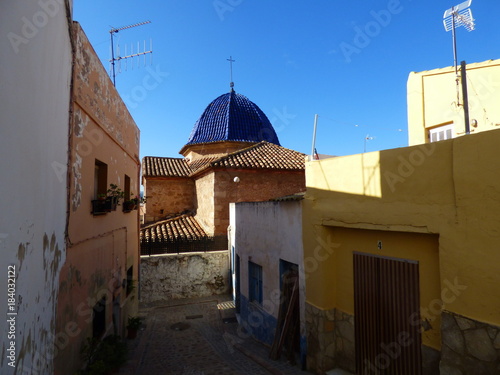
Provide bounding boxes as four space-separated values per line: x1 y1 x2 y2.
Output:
186 90 280 146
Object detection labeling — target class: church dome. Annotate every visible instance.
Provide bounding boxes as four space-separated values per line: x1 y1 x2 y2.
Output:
185 90 280 146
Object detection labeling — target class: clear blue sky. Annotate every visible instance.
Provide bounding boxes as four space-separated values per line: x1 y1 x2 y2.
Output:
74 0 500 158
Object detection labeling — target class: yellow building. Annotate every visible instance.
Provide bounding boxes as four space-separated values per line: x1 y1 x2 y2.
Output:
303 60 500 375
408 59 500 146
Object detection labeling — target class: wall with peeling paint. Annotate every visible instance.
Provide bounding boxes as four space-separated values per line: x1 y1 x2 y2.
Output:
0 1 73 374
140 252 229 303
229 200 306 360
54 22 140 375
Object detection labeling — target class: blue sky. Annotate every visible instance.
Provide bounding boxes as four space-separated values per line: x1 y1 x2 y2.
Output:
73 0 500 158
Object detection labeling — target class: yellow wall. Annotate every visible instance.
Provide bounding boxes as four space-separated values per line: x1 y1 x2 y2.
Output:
408 59 500 145
303 128 500 345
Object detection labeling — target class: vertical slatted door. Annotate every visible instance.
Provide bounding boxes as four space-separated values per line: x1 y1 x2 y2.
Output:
354 253 421 375
354 253 380 374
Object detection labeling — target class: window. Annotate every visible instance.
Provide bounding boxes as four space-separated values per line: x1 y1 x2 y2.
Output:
124 175 131 201
92 296 106 338
94 160 108 199
429 124 454 143
248 261 263 304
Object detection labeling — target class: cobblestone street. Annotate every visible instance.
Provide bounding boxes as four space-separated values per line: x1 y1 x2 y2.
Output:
119 295 312 375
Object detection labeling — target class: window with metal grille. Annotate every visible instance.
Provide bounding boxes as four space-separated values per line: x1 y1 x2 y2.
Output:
248 261 263 304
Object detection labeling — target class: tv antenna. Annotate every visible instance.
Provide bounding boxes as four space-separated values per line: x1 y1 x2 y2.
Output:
443 0 475 76
109 20 153 86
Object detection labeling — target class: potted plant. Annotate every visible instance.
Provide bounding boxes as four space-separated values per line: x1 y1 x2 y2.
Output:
126 316 142 339
122 199 136 212
91 194 108 215
106 184 124 211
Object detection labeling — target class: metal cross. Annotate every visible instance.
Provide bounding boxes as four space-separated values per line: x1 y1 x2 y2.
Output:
227 56 235 89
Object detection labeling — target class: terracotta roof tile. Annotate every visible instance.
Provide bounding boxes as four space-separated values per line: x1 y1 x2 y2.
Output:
142 141 305 178
140 214 207 242
211 141 305 171
142 157 191 178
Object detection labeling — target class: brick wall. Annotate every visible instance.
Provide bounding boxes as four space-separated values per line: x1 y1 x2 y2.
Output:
213 169 305 235
144 178 195 223
194 173 215 234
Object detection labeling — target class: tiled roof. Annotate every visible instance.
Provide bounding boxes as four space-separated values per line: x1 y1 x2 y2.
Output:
140 214 207 242
210 141 305 171
185 90 280 146
143 142 305 178
271 192 305 202
142 157 191 178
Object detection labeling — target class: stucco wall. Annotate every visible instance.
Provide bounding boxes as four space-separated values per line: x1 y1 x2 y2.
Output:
140 252 229 303
144 178 195 223
0 1 72 374
303 128 500 372
407 59 500 146
229 200 306 361
54 22 140 375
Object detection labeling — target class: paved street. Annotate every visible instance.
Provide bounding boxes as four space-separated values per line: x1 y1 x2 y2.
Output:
119 295 312 375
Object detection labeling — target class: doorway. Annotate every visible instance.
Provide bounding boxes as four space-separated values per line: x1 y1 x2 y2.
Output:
353 252 422 374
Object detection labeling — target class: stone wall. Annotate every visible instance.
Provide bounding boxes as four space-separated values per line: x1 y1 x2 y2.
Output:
144 178 195 223
305 304 356 374
440 310 500 375
140 251 229 303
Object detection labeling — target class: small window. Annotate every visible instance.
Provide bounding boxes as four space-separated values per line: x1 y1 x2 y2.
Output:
429 124 454 143
92 296 106 338
94 160 108 199
124 175 131 201
249 261 263 304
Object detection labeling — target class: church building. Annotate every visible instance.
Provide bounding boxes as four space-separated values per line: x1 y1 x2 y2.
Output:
141 86 306 251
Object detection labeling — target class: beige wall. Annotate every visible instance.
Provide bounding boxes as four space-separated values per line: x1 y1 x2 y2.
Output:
408 59 500 146
0 1 73 373
55 22 140 375
144 178 195 223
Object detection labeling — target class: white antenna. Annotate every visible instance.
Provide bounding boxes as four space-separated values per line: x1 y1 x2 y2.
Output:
109 20 153 86
443 0 475 76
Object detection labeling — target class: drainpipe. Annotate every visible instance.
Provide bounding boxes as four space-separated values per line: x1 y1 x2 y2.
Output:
461 61 470 135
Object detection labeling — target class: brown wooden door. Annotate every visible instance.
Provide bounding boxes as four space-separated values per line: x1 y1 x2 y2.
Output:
354 252 422 375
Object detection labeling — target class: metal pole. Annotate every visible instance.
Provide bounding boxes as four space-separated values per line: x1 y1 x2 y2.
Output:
452 13 458 76
311 114 318 160
110 31 116 86
461 61 470 134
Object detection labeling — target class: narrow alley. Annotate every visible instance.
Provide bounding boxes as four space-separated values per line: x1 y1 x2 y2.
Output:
119 295 312 375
